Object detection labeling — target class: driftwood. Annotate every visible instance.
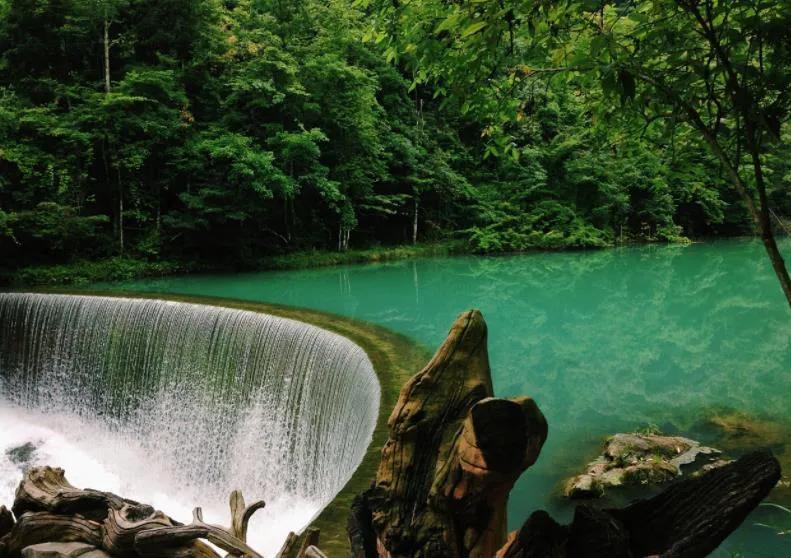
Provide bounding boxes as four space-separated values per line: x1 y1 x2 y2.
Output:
351 309 783 558
104 504 173 556
275 532 300 558
301 546 327 558
363 310 547 557
0 506 14 539
0 466 268 558
1 511 103 555
133 506 264 558
274 528 328 558
12 467 126 521
497 451 781 558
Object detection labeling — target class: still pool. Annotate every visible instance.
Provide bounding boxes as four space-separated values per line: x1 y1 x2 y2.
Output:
101 239 791 557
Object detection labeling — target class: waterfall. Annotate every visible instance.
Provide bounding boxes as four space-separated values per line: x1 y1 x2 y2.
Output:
0 293 380 553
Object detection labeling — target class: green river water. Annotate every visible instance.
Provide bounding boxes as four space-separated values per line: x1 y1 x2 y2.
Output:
102 238 790 557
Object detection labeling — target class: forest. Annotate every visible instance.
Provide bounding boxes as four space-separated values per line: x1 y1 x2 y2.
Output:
0 0 789 288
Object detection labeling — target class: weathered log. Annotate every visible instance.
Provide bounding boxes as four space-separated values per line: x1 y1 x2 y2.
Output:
0 512 103 557
103 503 173 556
434 397 547 557
612 450 781 557
133 506 263 558
276 533 299 558
12 467 127 521
229 489 266 544
365 310 547 558
302 546 328 558
20 541 110 558
497 451 781 558
296 528 320 558
347 493 376 558
3 467 261 558
0 505 14 538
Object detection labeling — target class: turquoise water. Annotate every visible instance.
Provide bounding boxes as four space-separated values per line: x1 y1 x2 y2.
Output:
102 239 790 556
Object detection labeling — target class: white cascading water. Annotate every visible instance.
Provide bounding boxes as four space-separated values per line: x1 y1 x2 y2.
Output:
0 293 380 554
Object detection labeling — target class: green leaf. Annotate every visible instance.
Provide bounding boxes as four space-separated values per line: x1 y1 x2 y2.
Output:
461 21 487 38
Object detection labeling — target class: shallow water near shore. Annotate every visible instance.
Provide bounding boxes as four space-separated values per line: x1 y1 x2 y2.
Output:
96 238 790 556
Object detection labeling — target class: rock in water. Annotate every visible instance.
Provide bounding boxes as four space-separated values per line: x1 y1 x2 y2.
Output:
564 432 723 498
6 442 38 471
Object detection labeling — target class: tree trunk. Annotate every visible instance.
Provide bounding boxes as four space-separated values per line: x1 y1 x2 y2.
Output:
103 13 124 254
285 198 291 242
117 167 124 254
749 146 791 307
103 15 111 94
412 192 419 245
338 226 350 251
759 218 791 307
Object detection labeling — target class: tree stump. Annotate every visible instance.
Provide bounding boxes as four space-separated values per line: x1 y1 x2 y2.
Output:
364 310 547 557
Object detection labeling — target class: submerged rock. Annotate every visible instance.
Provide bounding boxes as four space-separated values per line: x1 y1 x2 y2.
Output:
6 442 38 470
564 433 723 499
707 411 786 451
706 410 790 492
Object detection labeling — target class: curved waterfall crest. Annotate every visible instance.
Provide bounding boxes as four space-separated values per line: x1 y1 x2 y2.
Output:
0 292 379 549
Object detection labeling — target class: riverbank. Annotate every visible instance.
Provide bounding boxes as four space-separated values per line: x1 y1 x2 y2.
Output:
1 242 467 287
2 233 783 289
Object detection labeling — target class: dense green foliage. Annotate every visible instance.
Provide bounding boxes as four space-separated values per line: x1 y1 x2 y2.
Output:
1 0 788 279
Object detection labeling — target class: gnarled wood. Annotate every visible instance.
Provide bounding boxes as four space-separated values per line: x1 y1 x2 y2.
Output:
13 467 126 521
0 505 14 539
365 310 547 558
103 503 173 556
229 489 266 544
0 512 103 557
497 451 781 558
433 396 547 557
3 467 261 558
276 533 299 558
133 506 263 558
